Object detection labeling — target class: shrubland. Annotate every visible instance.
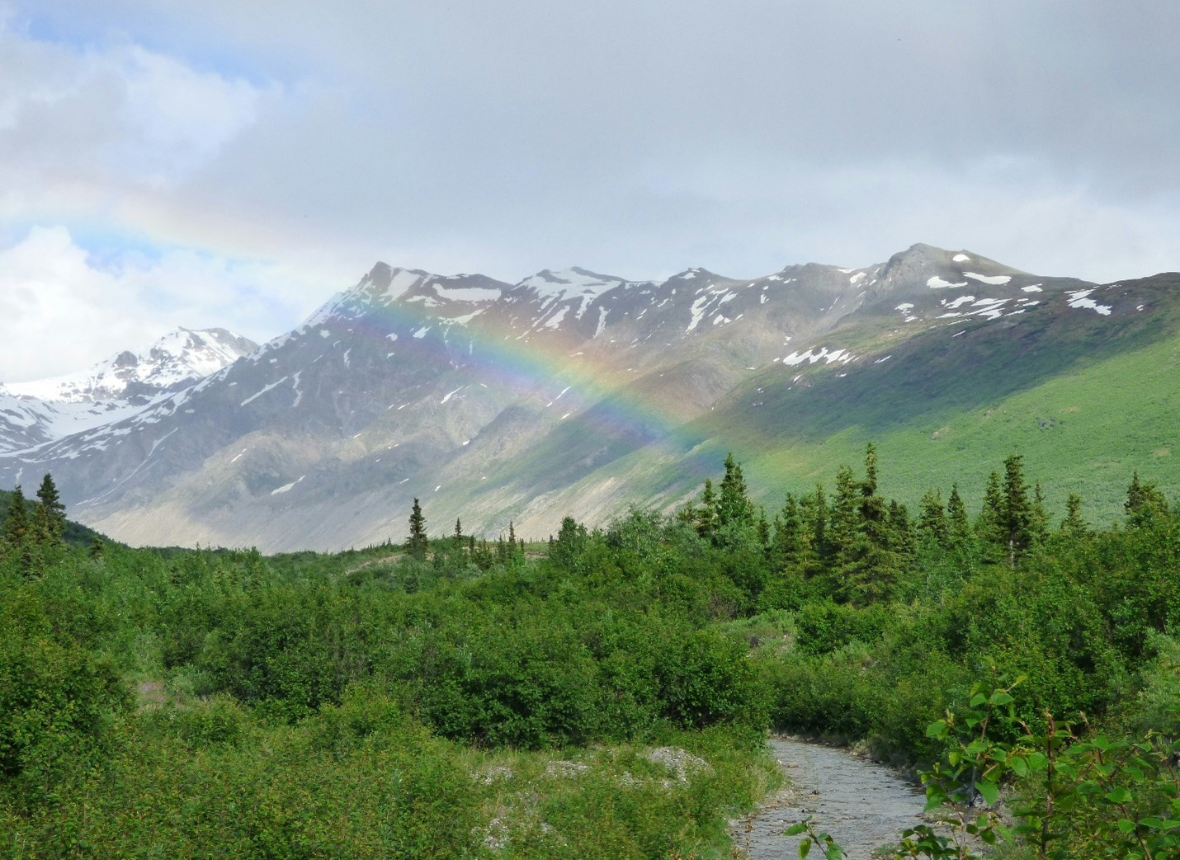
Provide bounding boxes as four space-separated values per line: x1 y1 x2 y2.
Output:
0 451 1177 858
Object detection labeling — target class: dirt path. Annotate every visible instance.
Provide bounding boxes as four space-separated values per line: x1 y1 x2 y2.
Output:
733 738 928 860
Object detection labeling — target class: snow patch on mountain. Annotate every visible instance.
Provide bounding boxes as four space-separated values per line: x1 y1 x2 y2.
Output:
963 272 1012 286
1067 289 1112 316
517 268 627 300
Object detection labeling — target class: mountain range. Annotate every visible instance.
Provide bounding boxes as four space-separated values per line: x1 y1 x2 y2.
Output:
2 243 1177 551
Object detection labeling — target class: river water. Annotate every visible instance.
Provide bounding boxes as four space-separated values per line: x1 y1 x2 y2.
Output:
733 738 928 860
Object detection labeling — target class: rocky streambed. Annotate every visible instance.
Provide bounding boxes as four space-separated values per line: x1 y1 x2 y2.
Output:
733 738 928 859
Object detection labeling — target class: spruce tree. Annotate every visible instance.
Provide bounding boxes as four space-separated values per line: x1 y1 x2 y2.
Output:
1125 472 1169 527
4 485 28 549
718 453 754 531
1030 479 1049 545
917 488 948 547
3 486 32 576
858 444 889 551
1000 454 1033 567
828 465 860 563
406 498 428 560
772 494 805 572
947 483 973 552
1062 493 1088 535
32 473 66 545
695 479 718 540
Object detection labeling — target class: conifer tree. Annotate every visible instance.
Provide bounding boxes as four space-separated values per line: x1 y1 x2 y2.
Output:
1000 454 1033 567
3 486 32 576
1061 493 1088 536
947 483 973 552
1030 479 1049 545
32 473 66 545
858 444 889 551
828 465 860 563
917 488 948 547
4 485 28 549
772 494 805 571
975 470 1004 559
808 484 828 562
718 453 754 530
695 479 718 540
406 498 428 561
1125 471 1169 527
453 517 464 549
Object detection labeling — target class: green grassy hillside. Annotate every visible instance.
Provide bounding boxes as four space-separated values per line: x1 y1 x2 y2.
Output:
552 275 1180 527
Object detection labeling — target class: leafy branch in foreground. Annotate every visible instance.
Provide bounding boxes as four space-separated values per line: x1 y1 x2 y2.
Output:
785 818 844 859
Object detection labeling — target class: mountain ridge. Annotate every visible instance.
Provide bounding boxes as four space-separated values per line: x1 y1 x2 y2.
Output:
2 243 1175 551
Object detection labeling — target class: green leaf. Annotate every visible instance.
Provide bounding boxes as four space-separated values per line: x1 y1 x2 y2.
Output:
970 693 988 708
1118 819 1137 833
989 691 1014 706
976 779 999 807
1010 756 1029 777
926 720 948 739
799 839 811 858
785 822 808 836
1106 786 1133 804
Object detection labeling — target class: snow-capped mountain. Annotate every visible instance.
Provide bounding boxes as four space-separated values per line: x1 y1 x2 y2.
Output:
1 244 1174 551
0 328 256 454
7 328 257 404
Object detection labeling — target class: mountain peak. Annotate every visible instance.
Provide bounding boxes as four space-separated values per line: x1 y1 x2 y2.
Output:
8 328 258 404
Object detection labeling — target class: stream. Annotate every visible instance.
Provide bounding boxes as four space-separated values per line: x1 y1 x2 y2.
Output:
733 738 929 860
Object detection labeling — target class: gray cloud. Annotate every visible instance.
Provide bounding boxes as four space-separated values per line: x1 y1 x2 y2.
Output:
3 0 1179 378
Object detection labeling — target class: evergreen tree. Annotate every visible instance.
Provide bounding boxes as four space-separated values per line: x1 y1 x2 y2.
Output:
1000 454 1034 567
4 485 28 550
695 479 718 540
1125 471 1170 527
717 453 755 531
772 494 806 571
1061 493 1088 536
31 473 66 545
888 500 915 558
946 483 972 552
406 498 428 561
827 465 860 563
808 484 827 563
975 470 1005 559
858 444 889 551
1030 479 1050 545
917 488 948 547
3 486 32 576
453 517 464 550
756 506 771 550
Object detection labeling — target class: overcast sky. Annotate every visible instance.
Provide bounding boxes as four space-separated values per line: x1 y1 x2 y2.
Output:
2 0 1179 381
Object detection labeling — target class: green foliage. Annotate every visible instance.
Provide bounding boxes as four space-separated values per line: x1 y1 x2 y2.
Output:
3 450 1179 857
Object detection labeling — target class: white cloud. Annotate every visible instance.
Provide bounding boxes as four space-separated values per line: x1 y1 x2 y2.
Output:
0 13 274 197
0 225 346 382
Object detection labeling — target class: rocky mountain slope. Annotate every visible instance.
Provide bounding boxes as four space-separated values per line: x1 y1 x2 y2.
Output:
2 244 1175 551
